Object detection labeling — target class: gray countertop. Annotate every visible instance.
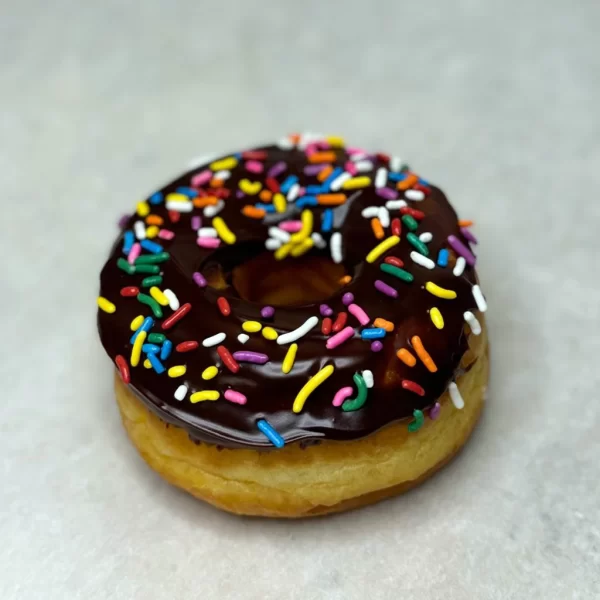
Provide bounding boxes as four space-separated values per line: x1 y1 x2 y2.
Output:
2 1 599 598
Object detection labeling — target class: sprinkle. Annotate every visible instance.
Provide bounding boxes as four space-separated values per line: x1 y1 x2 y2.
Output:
147 352 165 374
448 235 476 266
342 373 368 412
373 318 394 332
159 229 175 241
245 160 264 174
161 302 191 329
232 351 269 364
425 282 457 300
133 221 146 240
386 200 407 211
471 285 488 312
429 403 441 419
190 390 220 403
147 333 166 343
311 232 327 249
292 364 335 413
277 316 318 345
197 237 221 249
131 263 159 275
168 365 186 378
217 296 231 316
115 355 130 384
272 192 287 213
397 348 417 367
437 248 450 267
410 251 435 270
191 170 211 187
290 210 313 244
174 385 188 401
390 218 402 237
453 256 466 277
331 311 348 332
458 219 474 227
342 176 371 190
280 175 299 194
383 257 403 269
192 272 207 288
330 172 352 191
309 151 336 163
290 237 314 257
148 191 163 204
407 233 429 256
257 419 285 448
166 200 193 212
464 311 482 335
122 231 135 254
316 165 334 182
242 321 262 333
127 243 141 265
460 227 478 244
242 205 266 219
340 275 352 285
224 390 247 405
280 343 298 374
371 218 385 239
137 293 163 318
142 343 160 354
199 366 218 381
130 331 147 367
266 239 282 251
321 209 334 232
130 315 145 331
371 341 383 352
217 345 239 373
375 168 387 188
342 292 354 305
326 326 354 349
366 235 400 263
140 239 163 254
405 189 425 201
448 382 464 409
140 276 160 289
402 379 425 396
163 289 179 311
160 339 173 361
332 386 353 407
235 334 249 346
318 304 333 317
417 231 432 244
401 215 419 232
130 316 154 344
408 409 425 432
330 232 343 263
361 206 380 219
372 279 397 298
176 340 199 353
430 307 444 329
348 303 370 326
201 332 226 348
262 327 278 340
210 156 237 171
380 263 414 283
397 174 418 190
411 335 438 372
135 252 170 264
149 286 169 306
268 227 291 244
97 296 116 314
361 328 385 340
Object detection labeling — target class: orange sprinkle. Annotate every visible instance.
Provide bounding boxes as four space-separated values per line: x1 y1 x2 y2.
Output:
210 178 225 188
373 318 394 332
309 151 336 163
458 219 474 227
259 189 273 202
397 348 417 367
317 193 347 206
397 174 419 191
371 217 385 239
411 335 438 372
317 165 334 182
193 196 218 208
242 205 266 219
145 215 164 226
339 275 352 285
289 133 301 144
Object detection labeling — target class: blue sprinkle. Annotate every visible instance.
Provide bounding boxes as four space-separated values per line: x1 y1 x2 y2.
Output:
323 167 343 188
160 339 173 361
388 172 407 182
122 230 135 254
280 175 299 194
360 328 386 340
130 316 155 344
176 186 198 198
234 152 242 159
322 209 334 232
147 352 165 374
257 419 285 448
437 248 449 267
418 177 429 186
149 192 163 205
140 239 163 254
142 344 161 354
255 202 276 213
296 196 318 208
304 184 327 194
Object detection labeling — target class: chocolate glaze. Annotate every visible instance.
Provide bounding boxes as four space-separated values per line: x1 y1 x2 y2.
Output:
98 144 480 448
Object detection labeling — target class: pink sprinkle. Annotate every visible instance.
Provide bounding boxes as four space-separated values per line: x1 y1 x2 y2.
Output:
348 303 370 326
305 143 319 155
197 237 221 249
158 229 175 240
429 402 441 420
332 386 353 407
347 146 368 155
128 242 141 264
345 161 358 176
245 160 264 173
191 170 212 187
376 187 398 200
371 341 383 352
224 390 247 405
279 220 303 233
316 140 331 150
191 215 202 230
448 235 476 266
326 326 355 349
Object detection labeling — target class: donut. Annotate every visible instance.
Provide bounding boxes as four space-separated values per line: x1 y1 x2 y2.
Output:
97 133 489 517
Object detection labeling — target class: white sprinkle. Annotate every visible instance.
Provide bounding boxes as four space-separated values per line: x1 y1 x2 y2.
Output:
287 183 300 202
350 152 368 162
237 333 249 344
187 154 215 169
214 169 231 180
269 227 291 243
464 311 482 335
202 332 226 347
472 285 487 312
405 189 425 201
277 137 294 150
354 160 374 172
163 289 180 311
375 168 388 189
453 256 466 277
362 370 374 388
277 316 319 345
165 200 193 213
390 156 403 172
297 132 323 150
174 385 188 401
133 220 146 240
311 232 327 249
330 232 343 263
203 199 225 218
198 227 218 238
265 238 282 251
378 207 390 228
419 232 433 243
448 382 464 409
410 251 435 269
361 206 380 219
330 172 352 191
385 200 408 211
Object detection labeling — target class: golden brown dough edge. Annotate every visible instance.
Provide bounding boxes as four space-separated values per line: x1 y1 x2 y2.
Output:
114 325 488 518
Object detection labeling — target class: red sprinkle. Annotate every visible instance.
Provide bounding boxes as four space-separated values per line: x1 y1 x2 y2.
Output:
161 302 192 330
265 177 280 192
321 317 332 335
168 210 181 223
242 150 267 160
217 296 231 316
217 345 239 373
213 187 230 199
384 256 404 268
332 312 348 333
400 207 425 220
176 340 199 353
413 183 431 194
401 380 425 396
120 286 139 297
376 152 390 164
391 218 402 236
115 355 130 384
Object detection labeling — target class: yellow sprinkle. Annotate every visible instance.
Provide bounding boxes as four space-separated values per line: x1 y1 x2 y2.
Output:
136 201 150 217
146 225 159 239
210 156 238 171
430 307 444 329
273 192 287 213
212 216 237 245
130 331 147 367
242 321 262 333
290 237 314 257
282 343 298 374
168 365 187 378
293 365 335 413
366 235 400 263
290 210 313 244
342 176 371 190
190 390 220 403
325 135 345 147
130 315 144 331
143 358 152 369
262 327 278 340
239 178 262 195
97 296 116 314
425 282 457 300
274 242 293 260
202 366 218 380
149 286 169 306
165 192 190 203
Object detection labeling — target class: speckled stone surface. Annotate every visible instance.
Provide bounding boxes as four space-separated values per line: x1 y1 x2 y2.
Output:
2 1 599 598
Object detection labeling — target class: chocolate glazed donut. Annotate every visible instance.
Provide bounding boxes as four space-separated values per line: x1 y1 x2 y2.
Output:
97 135 486 450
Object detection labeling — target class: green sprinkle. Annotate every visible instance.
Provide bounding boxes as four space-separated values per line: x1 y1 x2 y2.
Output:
116 258 135 274
134 264 160 274
342 373 368 412
147 333 166 344
407 232 429 256
137 293 163 318
380 263 414 283
401 215 418 231
408 409 424 432
141 275 163 287
135 252 170 265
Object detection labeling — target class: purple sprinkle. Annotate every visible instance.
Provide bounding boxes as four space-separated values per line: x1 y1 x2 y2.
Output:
460 227 478 244
371 341 383 352
236 190 245 199
261 306 275 318
267 161 287 178
320 304 333 317
191 215 202 230
192 272 207 287
342 292 354 306
374 280 398 298
376 187 398 200
429 402 441 420
447 235 477 266
118 214 130 228
232 351 269 364
304 164 326 175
